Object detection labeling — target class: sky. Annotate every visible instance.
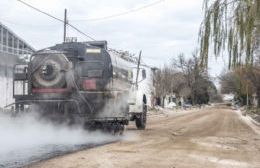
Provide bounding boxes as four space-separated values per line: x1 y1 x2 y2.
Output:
0 0 225 77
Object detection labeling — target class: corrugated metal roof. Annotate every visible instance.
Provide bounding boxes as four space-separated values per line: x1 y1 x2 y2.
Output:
0 21 35 52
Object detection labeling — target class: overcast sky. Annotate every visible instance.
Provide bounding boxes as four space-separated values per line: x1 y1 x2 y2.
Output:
0 0 225 77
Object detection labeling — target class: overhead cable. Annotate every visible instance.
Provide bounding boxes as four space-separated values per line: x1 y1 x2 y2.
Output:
71 0 166 22
17 0 96 40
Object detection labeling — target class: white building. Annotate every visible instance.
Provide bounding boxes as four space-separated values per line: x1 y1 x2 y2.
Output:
0 22 34 108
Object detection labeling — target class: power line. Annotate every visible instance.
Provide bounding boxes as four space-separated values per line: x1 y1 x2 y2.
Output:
68 24 95 40
17 0 96 40
17 0 63 22
71 0 166 22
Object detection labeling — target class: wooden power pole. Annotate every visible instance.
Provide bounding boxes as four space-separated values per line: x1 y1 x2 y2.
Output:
63 9 67 42
135 50 142 88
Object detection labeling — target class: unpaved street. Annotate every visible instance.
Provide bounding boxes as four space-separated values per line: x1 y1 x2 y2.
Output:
30 106 260 168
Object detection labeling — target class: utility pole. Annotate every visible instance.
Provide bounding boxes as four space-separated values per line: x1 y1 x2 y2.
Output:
63 9 67 43
246 80 249 111
135 50 142 89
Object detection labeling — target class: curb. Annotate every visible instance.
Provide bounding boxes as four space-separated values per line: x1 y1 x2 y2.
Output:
248 116 260 126
237 108 260 127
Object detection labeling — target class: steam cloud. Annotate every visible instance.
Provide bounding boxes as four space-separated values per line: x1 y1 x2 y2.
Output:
0 111 120 168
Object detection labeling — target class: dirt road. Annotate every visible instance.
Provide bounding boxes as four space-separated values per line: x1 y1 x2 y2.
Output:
30 106 260 168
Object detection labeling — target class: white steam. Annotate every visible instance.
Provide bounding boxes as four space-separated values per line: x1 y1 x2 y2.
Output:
98 93 129 118
0 111 120 168
0 76 13 108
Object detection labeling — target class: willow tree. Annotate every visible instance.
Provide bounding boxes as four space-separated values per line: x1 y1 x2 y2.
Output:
199 0 260 68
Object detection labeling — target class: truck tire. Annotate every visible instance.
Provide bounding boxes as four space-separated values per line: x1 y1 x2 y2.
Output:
135 104 147 130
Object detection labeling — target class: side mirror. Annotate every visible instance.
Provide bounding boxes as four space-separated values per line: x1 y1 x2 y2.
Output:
142 69 146 79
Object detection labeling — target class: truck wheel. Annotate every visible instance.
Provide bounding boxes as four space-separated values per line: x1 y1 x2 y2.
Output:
135 104 147 130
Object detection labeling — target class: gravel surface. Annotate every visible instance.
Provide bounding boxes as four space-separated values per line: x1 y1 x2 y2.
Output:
30 106 260 168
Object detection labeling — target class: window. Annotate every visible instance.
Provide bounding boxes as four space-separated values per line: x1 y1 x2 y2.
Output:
78 61 104 77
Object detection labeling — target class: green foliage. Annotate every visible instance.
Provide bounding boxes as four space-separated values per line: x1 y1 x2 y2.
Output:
199 0 259 69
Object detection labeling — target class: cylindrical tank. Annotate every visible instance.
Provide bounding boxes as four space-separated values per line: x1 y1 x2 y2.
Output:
108 50 135 91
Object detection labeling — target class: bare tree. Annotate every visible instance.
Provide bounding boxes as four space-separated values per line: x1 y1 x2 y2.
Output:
244 66 260 107
154 53 219 107
219 71 240 94
220 66 260 107
153 65 176 107
172 53 215 104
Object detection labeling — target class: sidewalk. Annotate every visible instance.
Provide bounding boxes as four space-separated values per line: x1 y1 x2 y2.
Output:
236 108 260 135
